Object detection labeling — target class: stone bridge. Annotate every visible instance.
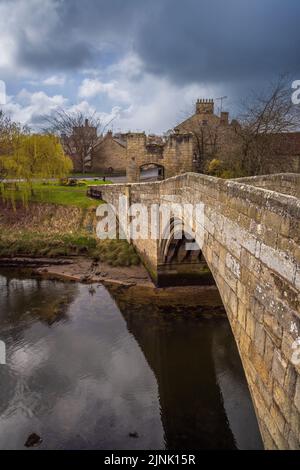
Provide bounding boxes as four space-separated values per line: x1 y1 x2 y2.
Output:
89 172 300 449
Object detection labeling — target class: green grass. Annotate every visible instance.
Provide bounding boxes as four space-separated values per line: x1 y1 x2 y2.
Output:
71 171 125 178
0 230 97 257
0 229 140 266
2 179 111 209
0 178 141 267
96 239 140 267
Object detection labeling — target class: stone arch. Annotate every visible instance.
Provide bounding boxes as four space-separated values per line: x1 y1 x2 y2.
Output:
91 172 300 449
158 216 214 287
158 214 263 440
139 163 165 181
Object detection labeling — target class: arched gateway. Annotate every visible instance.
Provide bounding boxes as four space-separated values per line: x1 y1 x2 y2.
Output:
139 163 165 182
89 172 300 450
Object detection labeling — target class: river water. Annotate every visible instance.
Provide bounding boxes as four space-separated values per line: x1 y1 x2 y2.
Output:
0 270 263 450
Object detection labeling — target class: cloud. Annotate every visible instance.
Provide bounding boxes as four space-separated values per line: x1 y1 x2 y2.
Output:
68 100 122 126
5 89 67 126
78 78 130 102
4 88 122 130
112 73 223 133
0 0 299 132
1 0 299 84
0 0 145 77
43 75 66 86
134 0 300 86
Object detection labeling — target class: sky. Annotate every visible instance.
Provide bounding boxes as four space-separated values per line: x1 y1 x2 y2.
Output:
0 0 299 134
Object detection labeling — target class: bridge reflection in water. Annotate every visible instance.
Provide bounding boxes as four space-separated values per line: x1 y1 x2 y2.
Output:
0 271 263 449
94 172 300 449
108 284 263 449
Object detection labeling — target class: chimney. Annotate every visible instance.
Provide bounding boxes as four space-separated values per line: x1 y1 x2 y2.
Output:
220 111 229 125
196 99 214 115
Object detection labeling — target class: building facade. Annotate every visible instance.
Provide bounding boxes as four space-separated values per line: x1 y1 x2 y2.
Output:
63 99 300 177
174 99 241 172
91 131 127 174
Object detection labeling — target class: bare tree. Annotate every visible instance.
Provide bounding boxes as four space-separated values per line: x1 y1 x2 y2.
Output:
42 109 114 173
235 76 300 175
192 122 221 172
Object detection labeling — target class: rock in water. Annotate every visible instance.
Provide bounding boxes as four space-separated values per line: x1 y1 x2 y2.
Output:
24 433 43 448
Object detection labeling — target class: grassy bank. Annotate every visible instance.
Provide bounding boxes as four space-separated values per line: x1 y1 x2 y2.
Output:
0 180 140 267
1 179 110 209
0 229 140 266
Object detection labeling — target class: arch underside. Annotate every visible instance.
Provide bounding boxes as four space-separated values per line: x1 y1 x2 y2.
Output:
157 215 267 441
139 163 165 182
157 218 214 287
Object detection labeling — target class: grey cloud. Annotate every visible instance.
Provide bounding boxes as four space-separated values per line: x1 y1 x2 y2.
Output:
5 0 300 88
134 0 300 85
18 38 93 71
14 0 149 72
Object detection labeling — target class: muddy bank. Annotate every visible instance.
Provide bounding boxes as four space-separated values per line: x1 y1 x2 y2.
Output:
0 256 225 311
0 256 151 286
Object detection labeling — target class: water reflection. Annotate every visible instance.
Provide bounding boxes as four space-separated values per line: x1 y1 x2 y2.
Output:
0 271 263 449
109 285 263 450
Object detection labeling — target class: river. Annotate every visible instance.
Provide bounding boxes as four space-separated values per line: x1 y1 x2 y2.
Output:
0 270 263 449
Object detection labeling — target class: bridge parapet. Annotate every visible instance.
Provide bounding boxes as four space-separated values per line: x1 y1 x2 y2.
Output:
89 173 300 449
236 173 300 198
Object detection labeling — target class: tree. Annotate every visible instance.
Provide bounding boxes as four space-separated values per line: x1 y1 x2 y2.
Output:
0 110 73 201
42 109 113 173
235 76 300 175
0 111 26 182
192 122 221 172
7 134 73 181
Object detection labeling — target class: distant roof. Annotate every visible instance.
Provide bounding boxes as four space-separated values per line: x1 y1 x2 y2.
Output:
113 136 127 147
174 110 221 130
92 133 127 149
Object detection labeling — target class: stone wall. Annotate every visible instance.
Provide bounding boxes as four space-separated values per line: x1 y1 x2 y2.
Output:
236 173 300 198
93 172 300 449
126 132 194 183
91 132 127 174
174 99 241 171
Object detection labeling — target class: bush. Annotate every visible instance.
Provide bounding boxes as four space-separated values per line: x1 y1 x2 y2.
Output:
59 178 78 187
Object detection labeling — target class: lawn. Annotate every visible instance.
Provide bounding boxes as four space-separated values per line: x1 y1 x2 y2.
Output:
2 179 111 209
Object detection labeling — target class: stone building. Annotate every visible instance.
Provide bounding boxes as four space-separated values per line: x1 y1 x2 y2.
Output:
174 99 300 174
63 98 300 178
90 131 127 175
83 130 195 182
174 99 241 171
125 132 194 183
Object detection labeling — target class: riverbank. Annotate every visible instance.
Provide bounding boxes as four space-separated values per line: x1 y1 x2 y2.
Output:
0 199 140 265
0 257 225 313
0 191 222 302
0 255 152 286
